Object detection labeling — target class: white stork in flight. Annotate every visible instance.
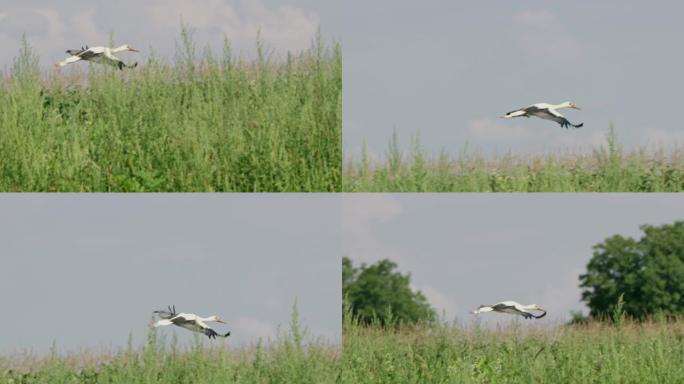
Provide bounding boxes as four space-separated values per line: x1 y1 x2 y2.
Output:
471 301 546 319
151 305 231 339
56 44 139 70
501 102 583 129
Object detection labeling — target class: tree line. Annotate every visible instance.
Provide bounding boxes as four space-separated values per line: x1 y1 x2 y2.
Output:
343 221 684 325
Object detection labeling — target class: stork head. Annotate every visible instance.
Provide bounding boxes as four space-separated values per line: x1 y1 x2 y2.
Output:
529 304 545 312
207 315 226 324
116 44 139 53
564 101 580 110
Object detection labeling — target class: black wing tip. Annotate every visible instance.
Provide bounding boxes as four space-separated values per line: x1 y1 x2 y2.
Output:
205 328 218 339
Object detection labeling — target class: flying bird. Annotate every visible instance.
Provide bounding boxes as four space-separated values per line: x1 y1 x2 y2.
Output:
471 301 547 319
501 102 583 129
56 44 139 70
151 305 231 339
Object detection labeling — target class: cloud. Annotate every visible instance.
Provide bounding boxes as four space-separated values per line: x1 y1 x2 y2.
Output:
342 195 404 263
467 117 533 141
0 7 109 67
233 316 276 341
0 1 321 69
512 10 582 62
144 0 319 52
413 284 459 320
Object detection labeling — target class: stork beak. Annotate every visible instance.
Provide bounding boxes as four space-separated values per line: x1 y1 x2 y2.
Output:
129 47 139 52
217 319 226 324
572 106 581 110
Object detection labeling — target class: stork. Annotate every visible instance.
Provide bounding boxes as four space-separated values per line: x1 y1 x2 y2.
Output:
151 305 231 339
501 102 583 129
471 301 546 319
56 44 139 70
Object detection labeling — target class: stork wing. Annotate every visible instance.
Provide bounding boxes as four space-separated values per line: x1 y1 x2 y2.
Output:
490 303 517 311
203 326 230 339
522 106 543 114
505 105 546 118
77 49 100 60
168 314 195 325
65 45 89 56
545 108 564 118
153 305 177 319
539 108 583 128
546 114 581 129
71 46 105 60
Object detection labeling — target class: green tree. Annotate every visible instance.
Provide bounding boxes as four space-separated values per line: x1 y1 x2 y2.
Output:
579 221 684 319
342 257 436 326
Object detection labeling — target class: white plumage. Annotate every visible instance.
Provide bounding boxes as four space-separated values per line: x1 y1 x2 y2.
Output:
151 305 231 339
56 44 139 70
501 101 583 129
471 301 546 319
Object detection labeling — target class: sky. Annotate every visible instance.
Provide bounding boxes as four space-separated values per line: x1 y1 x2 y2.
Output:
344 1 684 157
0 0 341 69
0 195 341 354
342 194 684 327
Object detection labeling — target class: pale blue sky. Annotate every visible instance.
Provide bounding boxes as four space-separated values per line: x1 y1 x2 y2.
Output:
342 194 684 326
0 195 341 354
0 0 340 69
344 1 684 157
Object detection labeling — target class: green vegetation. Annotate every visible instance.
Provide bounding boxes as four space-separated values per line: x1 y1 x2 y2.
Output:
0 30 341 192
343 257 436 326
341 222 684 383
580 221 684 319
0 312 339 383
342 316 684 384
343 130 684 192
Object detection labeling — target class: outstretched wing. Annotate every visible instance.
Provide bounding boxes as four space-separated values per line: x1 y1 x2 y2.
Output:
70 46 104 60
534 311 547 319
203 326 231 339
65 45 89 56
491 302 517 312
153 305 177 319
542 108 583 129
548 115 583 129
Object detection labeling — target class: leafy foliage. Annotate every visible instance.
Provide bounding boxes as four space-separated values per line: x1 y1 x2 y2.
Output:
343 257 436 326
580 221 684 319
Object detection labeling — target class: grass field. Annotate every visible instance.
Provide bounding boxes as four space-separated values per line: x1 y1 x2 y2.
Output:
342 317 684 384
0 31 341 192
0 316 339 383
343 130 684 192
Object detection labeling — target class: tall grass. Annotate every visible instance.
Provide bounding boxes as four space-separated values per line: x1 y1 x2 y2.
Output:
342 315 684 383
0 30 341 191
344 129 684 192
0 311 339 383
